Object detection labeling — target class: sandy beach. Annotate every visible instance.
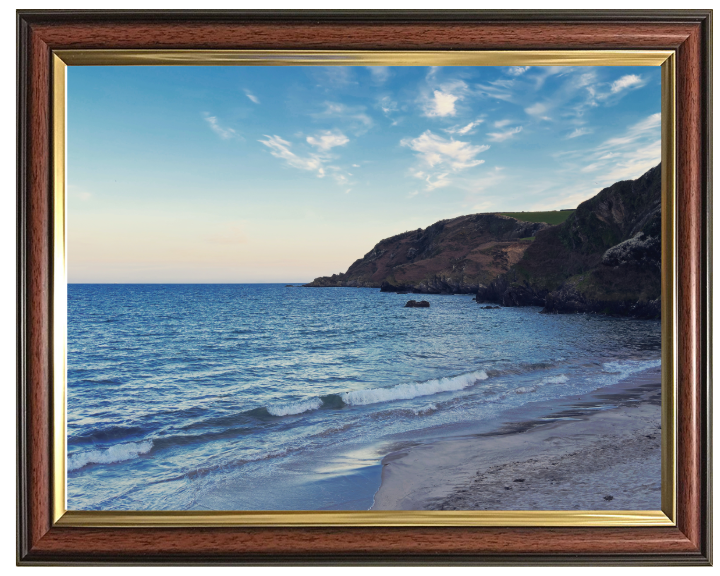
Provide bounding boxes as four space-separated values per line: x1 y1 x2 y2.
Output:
371 366 662 511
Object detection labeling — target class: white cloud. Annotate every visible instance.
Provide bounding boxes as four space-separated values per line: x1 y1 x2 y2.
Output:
444 119 484 135
524 102 547 116
244 89 260 104
581 162 601 173
610 74 645 93
487 126 523 142
401 130 489 191
567 127 591 139
259 135 324 176
424 89 461 117
306 129 349 151
507 66 530 76
367 66 391 83
379 96 398 115
203 113 236 140
260 132 355 189
402 130 489 171
493 119 512 128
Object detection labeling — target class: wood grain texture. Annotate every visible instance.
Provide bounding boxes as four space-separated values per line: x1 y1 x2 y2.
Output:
675 21 710 557
25 22 52 555
16 10 712 565
27 22 699 51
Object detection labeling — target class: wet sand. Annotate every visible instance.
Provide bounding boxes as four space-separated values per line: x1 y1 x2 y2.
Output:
371 366 662 511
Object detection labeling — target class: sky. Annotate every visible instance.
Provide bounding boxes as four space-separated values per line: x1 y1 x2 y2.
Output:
67 65 661 283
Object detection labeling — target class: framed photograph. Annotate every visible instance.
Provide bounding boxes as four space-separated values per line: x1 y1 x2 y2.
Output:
17 10 711 565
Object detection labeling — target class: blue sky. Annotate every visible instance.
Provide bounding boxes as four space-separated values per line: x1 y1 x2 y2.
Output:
67 65 661 283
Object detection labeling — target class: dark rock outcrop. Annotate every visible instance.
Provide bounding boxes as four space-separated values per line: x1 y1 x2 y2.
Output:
476 164 662 318
405 300 430 308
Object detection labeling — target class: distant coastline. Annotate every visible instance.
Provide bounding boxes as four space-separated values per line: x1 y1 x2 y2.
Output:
305 165 661 319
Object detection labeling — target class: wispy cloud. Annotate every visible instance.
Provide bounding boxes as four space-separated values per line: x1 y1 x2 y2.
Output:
567 127 591 139
377 96 402 125
401 130 489 191
610 74 646 94
444 119 484 135
306 129 349 151
203 112 236 139
487 126 523 142
474 82 515 102
312 67 357 89
462 168 508 209
567 112 661 186
260 130 354 188
524 102 548 117
244 89 260 104
259 135 324 176
506 66 530 76
367 66 391 83
493 119 512 128
314 102 373 134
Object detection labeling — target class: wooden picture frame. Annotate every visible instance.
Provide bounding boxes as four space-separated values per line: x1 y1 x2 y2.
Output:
17 9 712 565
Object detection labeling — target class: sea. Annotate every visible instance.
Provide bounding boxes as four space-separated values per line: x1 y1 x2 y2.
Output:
66 284 661 511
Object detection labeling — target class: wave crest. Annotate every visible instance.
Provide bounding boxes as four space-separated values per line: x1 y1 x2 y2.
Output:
267 397 323 417
342 370 488 407
68 440 153 471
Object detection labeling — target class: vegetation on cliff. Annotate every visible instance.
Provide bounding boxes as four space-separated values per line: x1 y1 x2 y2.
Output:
477 164 662 318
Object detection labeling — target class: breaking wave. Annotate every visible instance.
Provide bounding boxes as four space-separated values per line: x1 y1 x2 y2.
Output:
267 397 323 417
341 370 488 407
68 440 153 471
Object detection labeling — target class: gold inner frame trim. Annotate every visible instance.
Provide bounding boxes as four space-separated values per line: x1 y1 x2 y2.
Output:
56 510 673 528
52 50 677 528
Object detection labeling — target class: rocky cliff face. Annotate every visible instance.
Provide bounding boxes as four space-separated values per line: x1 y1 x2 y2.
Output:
305 214 548 294
476 164 662 318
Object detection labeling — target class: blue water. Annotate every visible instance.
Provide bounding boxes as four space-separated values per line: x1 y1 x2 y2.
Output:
67 284 661 511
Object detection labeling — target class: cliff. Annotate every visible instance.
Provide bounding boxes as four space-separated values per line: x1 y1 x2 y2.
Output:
305 213 550 294
476 164 662 318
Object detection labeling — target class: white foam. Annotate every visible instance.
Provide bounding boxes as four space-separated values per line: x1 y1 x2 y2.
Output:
68 440 153 471
267 397 323 417
603 359 661 376
541 374 569 385
342 370 488 407
412 403 438 416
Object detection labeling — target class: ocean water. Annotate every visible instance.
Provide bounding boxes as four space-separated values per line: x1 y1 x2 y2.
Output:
67 284 661 511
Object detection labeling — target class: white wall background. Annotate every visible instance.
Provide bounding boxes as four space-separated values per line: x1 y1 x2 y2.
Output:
2 1 715 574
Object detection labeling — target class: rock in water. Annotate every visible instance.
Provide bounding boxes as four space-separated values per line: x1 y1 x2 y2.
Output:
405 300 430 308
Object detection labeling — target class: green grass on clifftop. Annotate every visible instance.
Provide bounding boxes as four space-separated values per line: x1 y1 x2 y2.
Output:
498 210 575 225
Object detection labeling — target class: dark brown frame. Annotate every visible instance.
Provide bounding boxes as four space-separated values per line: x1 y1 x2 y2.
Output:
17 10 712 565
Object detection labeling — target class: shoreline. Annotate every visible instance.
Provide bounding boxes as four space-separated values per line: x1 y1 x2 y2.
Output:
371 365 662 511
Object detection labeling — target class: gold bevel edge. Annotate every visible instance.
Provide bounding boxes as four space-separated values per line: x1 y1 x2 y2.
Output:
660 53 677 524
53 49 673 67
52 53 67 525
50 48 678 528
55 510 674 528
